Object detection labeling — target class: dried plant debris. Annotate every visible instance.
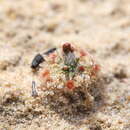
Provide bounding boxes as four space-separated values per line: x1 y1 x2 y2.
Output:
114 64 127 80
89 122 102 130
31 43 101 110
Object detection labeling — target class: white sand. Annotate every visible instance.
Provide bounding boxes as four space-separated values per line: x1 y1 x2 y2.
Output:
0 0 130 129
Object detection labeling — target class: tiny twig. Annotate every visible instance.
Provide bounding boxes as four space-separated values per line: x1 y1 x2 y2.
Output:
32 81 38 97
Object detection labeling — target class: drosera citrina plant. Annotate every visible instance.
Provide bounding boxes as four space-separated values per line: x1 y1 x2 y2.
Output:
31 43 100 108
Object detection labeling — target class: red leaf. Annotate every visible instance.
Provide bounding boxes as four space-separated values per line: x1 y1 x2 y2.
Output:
42 69 50 78
78 66 85 72
93 64 100 72
66 80 75 90
80 50 87 57
62 43 74 53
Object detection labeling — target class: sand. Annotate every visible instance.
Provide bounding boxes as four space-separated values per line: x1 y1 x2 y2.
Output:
0 0 130 129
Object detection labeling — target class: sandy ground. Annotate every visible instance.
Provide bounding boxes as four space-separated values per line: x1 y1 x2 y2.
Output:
0 0 130 129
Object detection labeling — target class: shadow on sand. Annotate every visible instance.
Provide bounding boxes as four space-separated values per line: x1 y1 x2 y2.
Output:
46 77 107 125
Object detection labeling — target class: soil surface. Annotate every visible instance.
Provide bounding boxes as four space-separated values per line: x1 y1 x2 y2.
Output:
0 0 130 130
